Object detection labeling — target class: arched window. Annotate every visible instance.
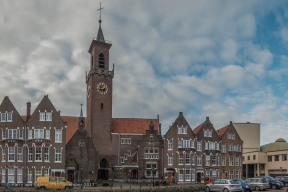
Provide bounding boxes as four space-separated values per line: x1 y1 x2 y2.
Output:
99 53 104 68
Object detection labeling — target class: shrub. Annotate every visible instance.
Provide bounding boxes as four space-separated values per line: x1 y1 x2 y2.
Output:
102 181 110 186
162 180 168 186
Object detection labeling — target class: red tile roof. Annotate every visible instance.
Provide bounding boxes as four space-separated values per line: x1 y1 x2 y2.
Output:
217 125 229 137
112 118 159 134
193 122 205 134
61 116 79 144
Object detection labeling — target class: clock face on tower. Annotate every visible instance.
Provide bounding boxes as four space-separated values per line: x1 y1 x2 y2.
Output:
87 86 91 98
97 82 108 95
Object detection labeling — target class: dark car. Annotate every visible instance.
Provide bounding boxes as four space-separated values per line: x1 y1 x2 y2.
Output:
231 179 252 192
255 176 283 189
275 176 288 187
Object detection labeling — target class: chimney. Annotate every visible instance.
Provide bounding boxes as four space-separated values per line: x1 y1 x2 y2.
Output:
230 121 232 125
26 102 31 121
58 110 61 115
206 117 209 121
179 112 183 116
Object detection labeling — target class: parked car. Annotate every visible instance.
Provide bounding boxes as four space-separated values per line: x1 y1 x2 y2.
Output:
245 178 269 191
275 176 288 187
255 176 283 189
205 179 242 192
231 179 252 192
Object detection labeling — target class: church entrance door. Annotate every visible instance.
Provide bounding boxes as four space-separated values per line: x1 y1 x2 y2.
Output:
67 170 74 182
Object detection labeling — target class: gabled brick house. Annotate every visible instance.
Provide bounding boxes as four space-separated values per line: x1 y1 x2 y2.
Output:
193 117 221 183
163 112 196 183
217 121 243 179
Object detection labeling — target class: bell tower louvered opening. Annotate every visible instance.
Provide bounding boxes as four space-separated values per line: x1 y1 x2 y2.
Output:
99 53 104 68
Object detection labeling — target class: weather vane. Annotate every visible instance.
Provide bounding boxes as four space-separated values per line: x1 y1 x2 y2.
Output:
97 2 104 23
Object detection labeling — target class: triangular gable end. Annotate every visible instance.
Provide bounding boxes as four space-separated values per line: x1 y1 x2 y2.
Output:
0 96 24 124
165 112 194 137
28 95 66 125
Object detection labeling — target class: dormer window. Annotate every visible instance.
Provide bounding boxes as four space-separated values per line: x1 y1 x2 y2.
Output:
99 53 104 68
46 112 52 121
7 113 12 122
1 113 5 122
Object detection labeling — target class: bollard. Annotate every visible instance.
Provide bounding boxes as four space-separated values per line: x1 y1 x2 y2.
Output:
120 184 122 189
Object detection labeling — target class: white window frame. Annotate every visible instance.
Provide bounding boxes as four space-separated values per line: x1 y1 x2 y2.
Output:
179 170 183 181
1 169 5 183
8 147 15 162
28 169 32 183
183 127 187 134
178 140 182 148
212 155 216 166
28 148 33 162
168 155 172 165
34 129 44 139
28 129 32 139
1 113 6 122
7 112 12 122
204 130 207 137
168 140 173 150
8 168 14 183
35 147 42 162
229 170 234 178
235 170 239 179
2 130 6 139
8 129 17 139
185 170 190 181
197 141 201 151
206 155 210 166
222 157 226 166
179 153 183 165
178 127 182 134
229 156 234 166
185 153 190 165
17 168 22 183
208 130 212 137
17 147 23 162
45 129 50 139
40 112 45 121
35 168 42 181
183 140 190 148
19 129 23 139
197 156 202 166
55 149 61 162
46 112 52 121
235 156 239 166
55 129 62 143
2 148 5 162
45 147 49 162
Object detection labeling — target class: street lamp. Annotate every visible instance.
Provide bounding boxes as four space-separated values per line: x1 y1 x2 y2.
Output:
79 140 84 189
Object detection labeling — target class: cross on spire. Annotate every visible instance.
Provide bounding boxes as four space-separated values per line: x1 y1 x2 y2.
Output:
97 2 104 24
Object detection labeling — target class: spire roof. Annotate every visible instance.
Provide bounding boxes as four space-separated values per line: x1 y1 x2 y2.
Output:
80 103 83 117
96 2 105 42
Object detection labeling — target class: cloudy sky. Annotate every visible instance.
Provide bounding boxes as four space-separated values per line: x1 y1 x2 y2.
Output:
1 0 288 145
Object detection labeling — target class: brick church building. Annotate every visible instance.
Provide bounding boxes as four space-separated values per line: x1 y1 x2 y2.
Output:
0 9 244 185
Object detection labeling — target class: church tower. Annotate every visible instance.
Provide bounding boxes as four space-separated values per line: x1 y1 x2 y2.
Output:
86 5 114 156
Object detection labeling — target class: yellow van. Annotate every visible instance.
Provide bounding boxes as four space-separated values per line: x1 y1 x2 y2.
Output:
35 176 73 190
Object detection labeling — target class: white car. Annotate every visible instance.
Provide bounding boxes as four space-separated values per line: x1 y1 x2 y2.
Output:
206 179 243 192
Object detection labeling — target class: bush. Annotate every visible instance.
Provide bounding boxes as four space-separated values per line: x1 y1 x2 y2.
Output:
154 181 160 186
102 181 110 186
162 180 168 186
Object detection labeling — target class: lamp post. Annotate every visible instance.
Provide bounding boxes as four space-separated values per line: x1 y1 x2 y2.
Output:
79 140 84 189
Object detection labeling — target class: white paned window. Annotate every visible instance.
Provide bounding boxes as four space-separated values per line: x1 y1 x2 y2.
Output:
2 130 6 139
168 155 173 165
232 134 235 140
34 129 44 139
205 142 208 150
8 168 14 183
222 144 226 153
229 144 232 151
17 168 22 183
17 147 23 161
179 154 183 165
44 169 49 177
35 169 41 181
235 170 239 179
216 143 219 150
228 133 231 139
204 130 207 137
55 129 62 143
229 170 234 178
192 169 195 181
168 140 173 150
179 170 183 181
206 155 210 166
183 140 190 148
8 129 17 139
197 141 201 151
19 129 23 139
1 169 5 183
45 147 49 162
35 147 42 161
191 155 194 165
212 170 216 176
178 140 182 148
183 127 187 134
208 130 212 137
197 156 202 166
46 112 52 121
222 157 226 166
8 147 14 161
28 148 33 162
185 170 190 181
1 113 6 122
144 149 159 159
206 169 210 176
191 140 194 148
40 112 45 121
28 129 32 139
45 129 50 139
178 127 182 134
2 148 5 161
229 156 234 166
7 112 12 122
185 153 190 164
235 157 239 166
28 169 32 183
55 149 61 162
